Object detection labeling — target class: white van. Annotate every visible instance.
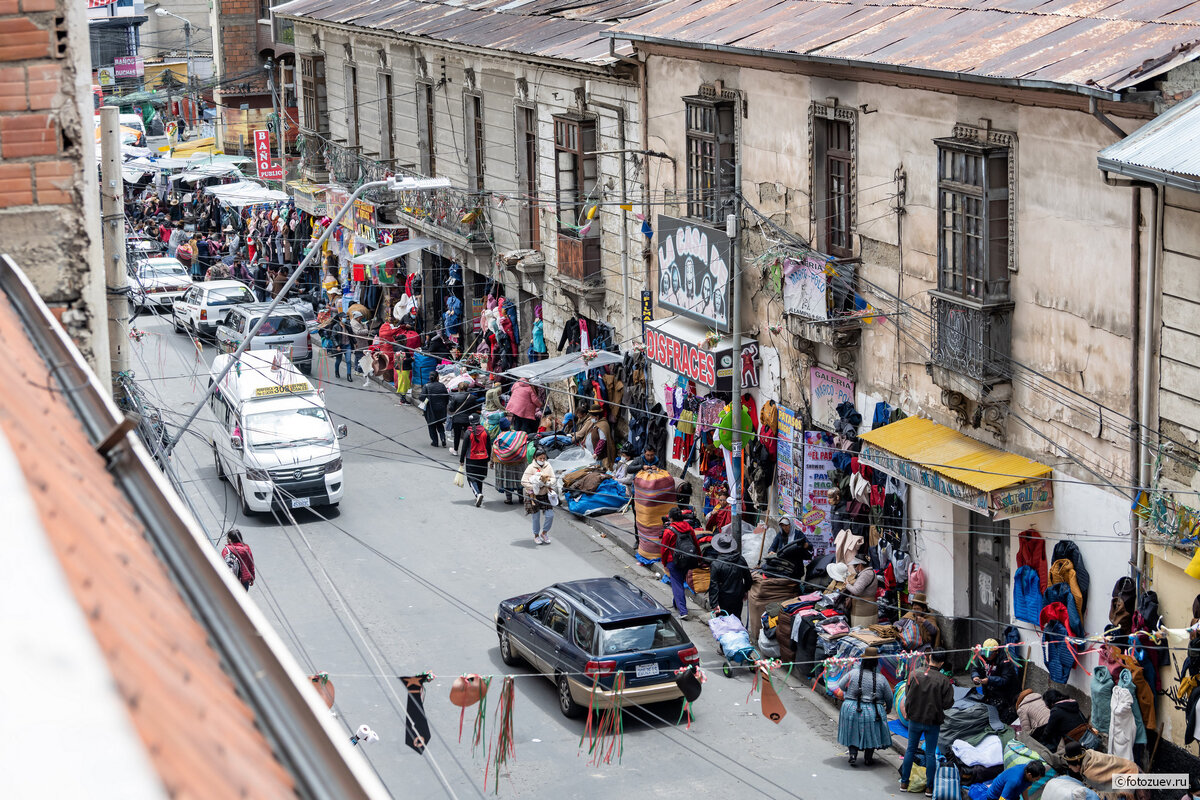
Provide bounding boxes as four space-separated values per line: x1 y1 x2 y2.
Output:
208 350 347 514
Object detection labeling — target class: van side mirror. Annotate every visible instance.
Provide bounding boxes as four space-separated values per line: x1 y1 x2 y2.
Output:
231 434 244 451
336 424 348 439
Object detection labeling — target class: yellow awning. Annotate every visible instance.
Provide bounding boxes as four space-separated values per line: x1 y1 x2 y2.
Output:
857 416 1051 493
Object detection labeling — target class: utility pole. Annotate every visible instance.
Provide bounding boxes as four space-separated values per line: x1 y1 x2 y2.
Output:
99 105 129 385
155 8 195 127
729 207 743 537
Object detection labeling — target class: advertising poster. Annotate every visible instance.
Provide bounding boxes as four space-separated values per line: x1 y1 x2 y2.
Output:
800 431 836 557
655 215 732 331
776 406 796 517
781 254 829 320
810 366 855 431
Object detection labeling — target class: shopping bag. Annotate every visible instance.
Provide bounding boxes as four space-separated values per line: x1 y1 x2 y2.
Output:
906 765 926 793
395 369 412 395
931 757 961 800
453 466 466 488
547 490 560 507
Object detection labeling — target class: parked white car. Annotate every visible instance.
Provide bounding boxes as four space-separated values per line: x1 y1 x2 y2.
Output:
129 257 192 310
216 303 313 374
171 280 256 338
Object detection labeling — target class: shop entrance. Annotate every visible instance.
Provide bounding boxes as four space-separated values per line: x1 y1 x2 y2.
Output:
968 511 1010 645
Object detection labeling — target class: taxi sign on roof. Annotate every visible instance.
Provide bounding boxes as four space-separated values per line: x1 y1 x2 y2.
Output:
254 383 311 397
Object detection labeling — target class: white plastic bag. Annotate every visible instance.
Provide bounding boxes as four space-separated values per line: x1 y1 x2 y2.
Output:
741 522 768 569
757 628 781 659
453 465 465 488
547 490 560 507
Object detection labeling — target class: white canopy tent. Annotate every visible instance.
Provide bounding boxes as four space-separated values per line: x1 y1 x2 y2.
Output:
204 181 289 207
350 237 439 265
505 351 622 384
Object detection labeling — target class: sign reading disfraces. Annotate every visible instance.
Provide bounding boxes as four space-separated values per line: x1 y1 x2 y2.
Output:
655 215 732 331
253 129 283 180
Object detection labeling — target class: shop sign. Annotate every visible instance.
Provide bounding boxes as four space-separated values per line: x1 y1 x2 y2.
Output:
782 254 829 321
113 56 144 78
655 215 732 331
645 326 759 391
776 406 797 517
990 479 1054 520
641 290 653 323
860 442 990 514
800 431 836 557
253 130 283 180
97 67 115 87
810 366 854 431
353 199 377 248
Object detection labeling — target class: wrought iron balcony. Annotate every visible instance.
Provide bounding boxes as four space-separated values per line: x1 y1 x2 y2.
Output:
297 127 328 182
387 163 489 243
930 292 1013 384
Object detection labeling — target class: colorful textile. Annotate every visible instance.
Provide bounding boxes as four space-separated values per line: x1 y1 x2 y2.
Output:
633 467 675 561
492 430 529 463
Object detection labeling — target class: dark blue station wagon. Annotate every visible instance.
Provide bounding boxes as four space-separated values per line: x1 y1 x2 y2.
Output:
495 575 700 718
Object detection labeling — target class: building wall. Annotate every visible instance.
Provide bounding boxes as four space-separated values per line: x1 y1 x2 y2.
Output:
1158 186 1200 494
292 22 646 349
138 0 211 64
642 50 1144 695
0 0 109 384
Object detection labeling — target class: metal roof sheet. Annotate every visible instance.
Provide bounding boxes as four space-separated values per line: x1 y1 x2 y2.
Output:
858 416 1053 492
611 0 1200 93
275 0 669 65
1099 91 1200 178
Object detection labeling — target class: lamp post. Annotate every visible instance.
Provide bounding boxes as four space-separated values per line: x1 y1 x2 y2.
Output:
155 8 194 127
162 175 453 456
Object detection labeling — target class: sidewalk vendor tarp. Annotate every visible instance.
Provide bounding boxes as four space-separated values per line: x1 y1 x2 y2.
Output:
204 181 289 207
505 350 622 384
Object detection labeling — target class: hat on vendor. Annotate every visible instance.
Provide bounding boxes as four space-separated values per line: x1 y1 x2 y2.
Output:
1063 741 1085 764
981 638 1001 658
779 516 792 528
909 592 929 610
588 404 605 416
826 562 850 583
710 531 738 555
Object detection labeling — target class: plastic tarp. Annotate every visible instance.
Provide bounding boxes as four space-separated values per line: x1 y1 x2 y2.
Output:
174 163 243 183
204 181 289 207
565 478 627 517
351 237 438 265
505 350 621 383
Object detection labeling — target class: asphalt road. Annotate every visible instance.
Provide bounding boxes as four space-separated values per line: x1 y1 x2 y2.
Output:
129 311 906 800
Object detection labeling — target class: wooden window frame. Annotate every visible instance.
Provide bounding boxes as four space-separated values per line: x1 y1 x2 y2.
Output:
379 72 394 162
935 138 1011 305
464 92 485 192
416 80 436 176
299 54 327 133
553 113 597 235
514 103 540 250
684 95 736 224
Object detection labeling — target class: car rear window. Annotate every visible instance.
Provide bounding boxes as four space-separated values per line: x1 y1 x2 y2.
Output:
255 314 306 336
208 286 254 306
597 616 687 655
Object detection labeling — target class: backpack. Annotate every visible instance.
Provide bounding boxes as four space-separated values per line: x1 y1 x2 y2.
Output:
224 549 241 577
467 426 489 460
673 526 701 572
931 756 962 800
895 616 923 650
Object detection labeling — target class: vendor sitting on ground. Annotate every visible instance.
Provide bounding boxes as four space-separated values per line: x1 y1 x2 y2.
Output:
900 593 943 648
986 761 1046 800
705 485 732 532
765 516 798 556
971 638 1021 724
612 443 659 486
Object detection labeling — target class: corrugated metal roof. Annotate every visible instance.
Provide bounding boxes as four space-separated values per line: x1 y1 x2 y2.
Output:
610 0 1200 93
1098 91 1200 178
858 416 1053 492
275 0 669 65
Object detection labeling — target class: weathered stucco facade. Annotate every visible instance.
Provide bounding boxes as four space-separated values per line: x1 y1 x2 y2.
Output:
286 17 648 352
636 44 1153 692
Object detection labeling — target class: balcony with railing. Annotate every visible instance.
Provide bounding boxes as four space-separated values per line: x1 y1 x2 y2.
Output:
929 292 1013 393
298 128 328 182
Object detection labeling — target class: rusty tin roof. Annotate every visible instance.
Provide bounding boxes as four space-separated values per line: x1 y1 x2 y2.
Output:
610 0 1200 95
275 0 669 65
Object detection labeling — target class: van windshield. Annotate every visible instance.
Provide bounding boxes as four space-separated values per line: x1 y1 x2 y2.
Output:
245 406 333 449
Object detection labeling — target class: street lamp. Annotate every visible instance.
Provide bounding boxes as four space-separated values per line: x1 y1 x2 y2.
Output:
155 7 194 127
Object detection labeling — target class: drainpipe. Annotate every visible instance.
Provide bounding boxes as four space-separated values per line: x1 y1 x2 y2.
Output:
638 56 652 293
1089 97 1128 139
1137 186 1161 584
1129 187 1142 572
587 95 631 338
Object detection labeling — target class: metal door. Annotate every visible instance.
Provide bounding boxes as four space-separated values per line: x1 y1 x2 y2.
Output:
968 511 1010 645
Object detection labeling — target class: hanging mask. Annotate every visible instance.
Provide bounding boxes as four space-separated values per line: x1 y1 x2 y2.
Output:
449 674 489 708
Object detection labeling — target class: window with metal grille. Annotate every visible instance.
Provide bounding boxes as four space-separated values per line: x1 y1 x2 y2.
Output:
416 81 435 176
553 114 596 233
936 139 1010 304
817 117 853 257
464 93 485 192
298 55 327 132
684 96 736 223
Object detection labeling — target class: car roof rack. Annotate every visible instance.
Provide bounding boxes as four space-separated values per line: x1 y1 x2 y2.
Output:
551 583 603 616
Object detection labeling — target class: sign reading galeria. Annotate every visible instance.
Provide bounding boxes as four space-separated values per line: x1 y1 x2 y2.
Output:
656 215 732 332
810 366 854 431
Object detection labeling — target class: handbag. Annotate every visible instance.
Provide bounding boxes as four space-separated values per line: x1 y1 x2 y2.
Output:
931 756 961 800
547 490 560 507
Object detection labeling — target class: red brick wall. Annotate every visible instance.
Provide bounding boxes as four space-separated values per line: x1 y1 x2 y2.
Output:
217 0 266 95
0 5 70 209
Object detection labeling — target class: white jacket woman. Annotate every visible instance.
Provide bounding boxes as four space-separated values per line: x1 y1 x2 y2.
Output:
521 450 556 545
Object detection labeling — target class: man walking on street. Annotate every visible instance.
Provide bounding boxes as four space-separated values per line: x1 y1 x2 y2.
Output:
422 377 450 447
221 529 255 591
899 649 955 795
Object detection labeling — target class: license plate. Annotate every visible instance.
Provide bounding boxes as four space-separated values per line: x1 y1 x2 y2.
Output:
290 496 311 509
635 663 660 678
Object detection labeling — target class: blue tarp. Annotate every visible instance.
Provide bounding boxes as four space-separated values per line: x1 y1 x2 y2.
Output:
565 477 627 518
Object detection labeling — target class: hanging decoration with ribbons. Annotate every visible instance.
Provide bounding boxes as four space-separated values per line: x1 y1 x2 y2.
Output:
674 665 705 729
750 659 787 724
580 671 626 766
449 673 491 751
485 676 516 794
